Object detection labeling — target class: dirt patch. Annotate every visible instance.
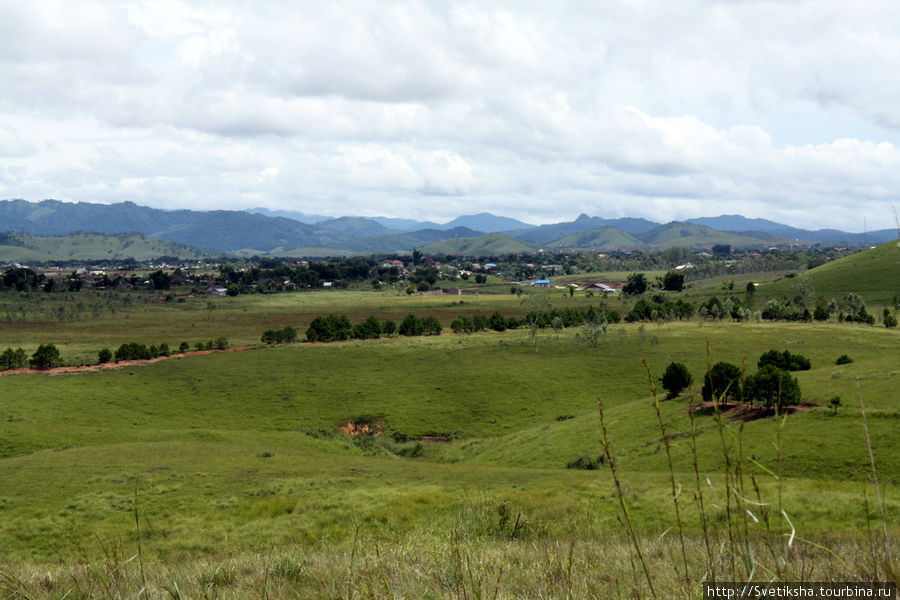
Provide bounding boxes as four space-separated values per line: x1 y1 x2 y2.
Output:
690 401 817 422
0 345 257 377
339 420 383 436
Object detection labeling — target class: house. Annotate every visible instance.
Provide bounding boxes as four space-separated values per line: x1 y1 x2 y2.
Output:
584 282 617 293
532 279 551 287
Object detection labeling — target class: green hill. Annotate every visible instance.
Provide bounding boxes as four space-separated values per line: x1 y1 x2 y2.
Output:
761 239 900 305
637 221 775 249
419 232 537 255
546 226 641 249
0 232 212 262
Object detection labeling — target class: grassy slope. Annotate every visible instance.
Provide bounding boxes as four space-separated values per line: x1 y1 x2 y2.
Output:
761 239 900 306
1 321 897 562
420 232 537 255
0 232 210 261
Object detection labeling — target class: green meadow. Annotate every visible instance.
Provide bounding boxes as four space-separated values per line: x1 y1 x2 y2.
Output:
1 250 898 598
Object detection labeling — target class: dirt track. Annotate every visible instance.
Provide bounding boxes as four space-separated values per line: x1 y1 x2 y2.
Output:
0 345 257 376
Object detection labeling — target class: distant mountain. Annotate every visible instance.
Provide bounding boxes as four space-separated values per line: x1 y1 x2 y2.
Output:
437 213 534 233
247 207 332 224
687 214 896 246
636 222 778 249
419 232 537 256
546 227 642 249
0 199 343 253
342 227 484 253
316 216 394 237
370 216 441 231
510 214 659 244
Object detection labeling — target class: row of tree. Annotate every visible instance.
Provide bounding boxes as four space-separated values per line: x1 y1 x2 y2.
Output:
661 349 812 411
304 313 442 343
0 344 63 370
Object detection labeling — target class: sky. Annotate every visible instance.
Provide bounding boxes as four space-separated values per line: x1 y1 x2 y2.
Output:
1 0 899 231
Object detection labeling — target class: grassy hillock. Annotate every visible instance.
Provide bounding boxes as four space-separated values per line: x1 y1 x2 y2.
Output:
546 226 641 249
0 232 212 262
760 239 900 305
420 232 537 255
637 222 775 249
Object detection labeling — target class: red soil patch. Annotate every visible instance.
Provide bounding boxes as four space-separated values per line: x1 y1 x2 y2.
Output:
339 421 383 436
690 401 817 422
0 345 257 377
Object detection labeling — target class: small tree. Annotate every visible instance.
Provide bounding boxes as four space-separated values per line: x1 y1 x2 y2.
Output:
661 362 691 399
701 361 742 403
662 270 685 292
883 308 898 328
97 348 112 365
829 395 842 415
622 272 648 295
744 365 801 411
31 344 62 370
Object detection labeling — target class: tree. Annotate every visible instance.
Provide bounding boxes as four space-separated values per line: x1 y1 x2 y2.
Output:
701 361 742 403
399 314 424 337
148 270 171 290
661 362 692 399
661 271 685 292
474 273 487 284
744 365 801 410
421 315 442 336
757 349 811 371
0 347 28 370
883 308 898 328
622 272 648 295
381 320 396 336
98 348 112 364
31 344 62 370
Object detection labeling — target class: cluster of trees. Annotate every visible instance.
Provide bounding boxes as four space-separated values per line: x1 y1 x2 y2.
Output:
450 306 620 334
0 344 63 370
261 326 298 345
100 339 225 363
305 313 440 343
626 295 695 322
662 348 811 411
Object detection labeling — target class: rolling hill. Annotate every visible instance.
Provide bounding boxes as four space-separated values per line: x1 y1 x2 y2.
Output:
544 226 642 249
635 222 780 249
419 232 537 255
0 232 213 262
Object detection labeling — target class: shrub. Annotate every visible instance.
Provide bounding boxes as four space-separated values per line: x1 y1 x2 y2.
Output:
835 354 853 365
701 361 742 403
757 349 811 371
179 342 190 353
745 364 801 410
661 362 692 399
115 342 152 361
0 347 28 370
566 455 605 470
31 344 62 370
398 314 424 337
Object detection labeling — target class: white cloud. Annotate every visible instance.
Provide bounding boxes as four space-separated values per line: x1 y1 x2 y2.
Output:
0 0 899 230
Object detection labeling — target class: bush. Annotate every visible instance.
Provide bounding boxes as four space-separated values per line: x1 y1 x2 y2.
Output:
745 365 801 410
30 344 62 370
835 354 853 365
661 362 691 399
757 349 811 371
399 314 424 337
566 455 605 470
701 361 742 403
115 342 152 361
0 347 29 370
179 342 190 353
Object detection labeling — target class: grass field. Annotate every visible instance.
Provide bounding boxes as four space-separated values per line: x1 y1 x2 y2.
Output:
1 312 898 597
1 251 898 598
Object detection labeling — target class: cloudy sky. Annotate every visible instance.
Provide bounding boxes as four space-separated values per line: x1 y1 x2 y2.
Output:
1 0 899 230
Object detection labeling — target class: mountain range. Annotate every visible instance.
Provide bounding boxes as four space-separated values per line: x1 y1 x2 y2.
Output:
1 199 896 259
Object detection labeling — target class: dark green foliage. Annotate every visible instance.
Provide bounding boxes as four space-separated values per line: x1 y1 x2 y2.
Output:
699 296 726 320
381 320 396 336
701 361 742 403
661 270 684 292
158 343 170 357
829 395 842 414
835 354 853 365
883 308 897 328
489 311 507 332
214 337 228 350
566 454 605 470
0 347 28 370
306 314 353 342
474 273 487 284
622 272 647 295
148 270 171 290
30 344 62 370
757 349 811 371
745 364 802 410
626 297 694 322
115 342 152 361
262 326 299 344
421 316 442 336
745 281 756 295
352 316 383 339
661 362 691 399
398 314 424 337
813 304 831 321
178 342 190 353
